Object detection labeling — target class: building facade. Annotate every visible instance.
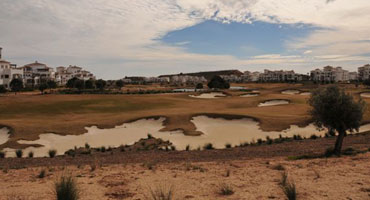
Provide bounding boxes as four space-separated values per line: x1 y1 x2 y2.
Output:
310 66 353 82
55 65 95 85
21 61 55 86
0 47 23 88
358 64 370 81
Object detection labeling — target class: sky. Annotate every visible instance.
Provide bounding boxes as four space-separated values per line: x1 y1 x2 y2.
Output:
0 0 370 79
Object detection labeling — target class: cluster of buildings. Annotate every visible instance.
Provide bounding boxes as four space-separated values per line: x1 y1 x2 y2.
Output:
122 75 207 86
0 48 95 88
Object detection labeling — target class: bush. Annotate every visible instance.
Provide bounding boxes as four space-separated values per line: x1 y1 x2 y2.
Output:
324 147 335 157
257 138 263 145
185 145 190 151
100 146 106 152
84 143 90 149
54 175 80 200
310 134 318 140
28 151 34 158
293 135 303 140
280 172 297 200
225 143 232 148
38 169 46 178
266 136 273 145
0 151 5 158
49 149 57 158
0 85 7 93
203 143 214 150
15 149 23 158
147 133 153 139
218 183 234 195
148 184 174 200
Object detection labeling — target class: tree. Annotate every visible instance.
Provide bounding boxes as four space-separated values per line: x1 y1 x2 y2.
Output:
195 83 203 89
115 80 124 90
0 85 6 94
66 77 79 89
38 83 48 94
47 80 57 89
309 86 365 155
207 76 230 89
9 79 23 94
95 79 106 90
85 79 95 89
74 79 85 91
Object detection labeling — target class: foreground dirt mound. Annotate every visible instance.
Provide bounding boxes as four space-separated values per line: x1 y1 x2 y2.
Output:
0 153 369 199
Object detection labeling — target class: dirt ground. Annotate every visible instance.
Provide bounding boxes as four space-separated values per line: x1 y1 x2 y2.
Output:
1 153 369 200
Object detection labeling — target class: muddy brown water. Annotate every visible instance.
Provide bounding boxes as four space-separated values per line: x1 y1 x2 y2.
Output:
3 116 370 157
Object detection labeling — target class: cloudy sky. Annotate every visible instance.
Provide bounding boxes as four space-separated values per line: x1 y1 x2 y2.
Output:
1 0 370 79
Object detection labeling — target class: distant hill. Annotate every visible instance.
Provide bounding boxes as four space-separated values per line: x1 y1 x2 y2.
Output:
159 70 243 80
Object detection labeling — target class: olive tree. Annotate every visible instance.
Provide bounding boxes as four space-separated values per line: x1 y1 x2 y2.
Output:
9 79 23 95
309 86 365 155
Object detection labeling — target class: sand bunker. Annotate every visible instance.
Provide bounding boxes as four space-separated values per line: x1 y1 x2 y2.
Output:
258 100 289 107
0 128 10 145
230 86 246 90
360 92 370 98
189 92 226 99
281 90 300 95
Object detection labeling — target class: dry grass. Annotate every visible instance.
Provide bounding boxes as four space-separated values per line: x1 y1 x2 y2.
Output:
1 83 370 149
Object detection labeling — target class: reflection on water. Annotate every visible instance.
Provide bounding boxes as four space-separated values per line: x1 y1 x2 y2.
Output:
3 116 370 157
258 100 289 107
189 92 226 99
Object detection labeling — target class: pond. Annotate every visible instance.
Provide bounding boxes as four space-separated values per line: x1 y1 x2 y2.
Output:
281 90 300 95
3 116 370 157
240 93 259 97
258 100 289 107
189 92 226 99
0 128 10 145
360 92 370 98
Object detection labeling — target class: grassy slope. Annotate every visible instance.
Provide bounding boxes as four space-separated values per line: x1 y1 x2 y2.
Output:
1 83 370 149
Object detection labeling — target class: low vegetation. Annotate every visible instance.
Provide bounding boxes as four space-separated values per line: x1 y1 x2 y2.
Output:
48 149 57 158
147 184 174 200
203 143 214 150
15 149 23 158
28 151 34 158
218 183 234 196
280 172 297 200
54 174 80 200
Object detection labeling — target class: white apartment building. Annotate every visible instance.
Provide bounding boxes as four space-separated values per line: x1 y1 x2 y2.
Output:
170 75 207 86
310 66 352 82
358 64 370 81
0 48 23 88
21 61 55 86
55 65 95 85
259 69 301 82
242 71 261 82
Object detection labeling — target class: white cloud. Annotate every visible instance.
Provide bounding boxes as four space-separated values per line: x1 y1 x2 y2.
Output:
0 0 369 78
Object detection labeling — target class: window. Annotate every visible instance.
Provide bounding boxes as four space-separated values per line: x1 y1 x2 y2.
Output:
4 75 9 79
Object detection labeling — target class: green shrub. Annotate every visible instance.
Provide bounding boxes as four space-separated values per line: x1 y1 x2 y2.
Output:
203 143 214 150
309 134 318 140
257 138 263 145
266 136 273 144
15 149 23 158
54 175 80 200
225 143 232 148
84 143 90 149
100 146 106 152
28 151 34 158
0 151 5 158
48 149 57 158
147 133 153 139
185 145 190 151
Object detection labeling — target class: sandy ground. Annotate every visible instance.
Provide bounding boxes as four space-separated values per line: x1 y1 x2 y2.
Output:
1 153 369 200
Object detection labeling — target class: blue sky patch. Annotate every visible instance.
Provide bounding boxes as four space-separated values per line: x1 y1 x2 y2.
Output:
160 20 319 58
